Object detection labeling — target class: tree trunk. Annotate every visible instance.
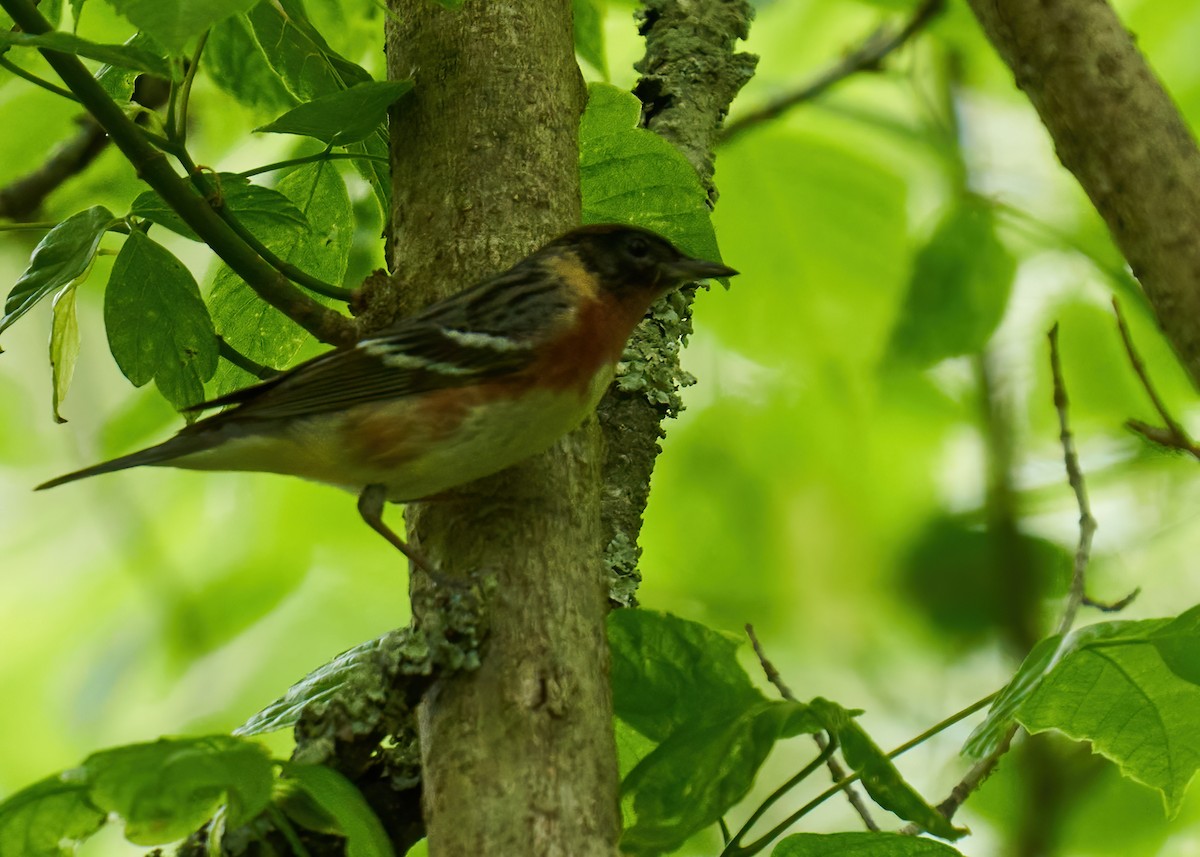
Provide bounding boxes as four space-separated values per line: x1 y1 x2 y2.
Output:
966 0 1200 388
384 4 620 856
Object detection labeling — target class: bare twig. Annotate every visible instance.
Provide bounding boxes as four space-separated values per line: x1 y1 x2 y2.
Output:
720 0 945 145
1113 297 1200 459
905 324 1141 832
745 623 879 832
900 722 1018 833
1048 323 1103 636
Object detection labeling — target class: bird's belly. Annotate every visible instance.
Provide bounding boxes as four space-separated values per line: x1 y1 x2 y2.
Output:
176 366 616 501
367 390 591 501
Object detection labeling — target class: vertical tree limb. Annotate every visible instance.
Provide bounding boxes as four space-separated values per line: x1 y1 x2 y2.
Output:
966 0 1200 389
384 4 619 855
600 0 757 602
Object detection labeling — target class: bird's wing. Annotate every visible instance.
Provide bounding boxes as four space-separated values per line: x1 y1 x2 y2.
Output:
192 257 574 423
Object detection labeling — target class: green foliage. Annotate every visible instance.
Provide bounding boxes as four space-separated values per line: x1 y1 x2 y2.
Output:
236 633 392 737
611 611 963 854
278 762 395 857
0 775 105 857
103 0 259 54
256 79 413 145
0 736 390 854
573 0 608 78
967 607 1200 815
5 2 1200 856
48 279 79 422
814 699 964 840
1017 607 1200 815
580 83 722 266
243 0 389 208
0 206 114 340
103 230 217 409
886 194 1016 367
898 517 1069 645
207 161 352 393
131 173 311 241
774 833 966 857
204 13 298 114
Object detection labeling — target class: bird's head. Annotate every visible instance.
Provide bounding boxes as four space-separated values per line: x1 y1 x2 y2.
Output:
550 224 738 304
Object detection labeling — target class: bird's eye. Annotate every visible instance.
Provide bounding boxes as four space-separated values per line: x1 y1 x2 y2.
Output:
626 235 651 259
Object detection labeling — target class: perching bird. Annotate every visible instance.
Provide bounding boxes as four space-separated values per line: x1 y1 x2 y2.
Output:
38 224 737 566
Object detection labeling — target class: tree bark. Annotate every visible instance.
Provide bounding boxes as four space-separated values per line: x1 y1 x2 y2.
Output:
384 4 619 856
965 0 1200 388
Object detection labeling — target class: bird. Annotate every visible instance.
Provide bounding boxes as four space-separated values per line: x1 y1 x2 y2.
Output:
37 224 738 567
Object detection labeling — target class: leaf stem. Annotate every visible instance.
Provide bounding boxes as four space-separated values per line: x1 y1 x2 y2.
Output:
0 54 77 100
239 150 390 179
174 31 209 143
721 737 837 857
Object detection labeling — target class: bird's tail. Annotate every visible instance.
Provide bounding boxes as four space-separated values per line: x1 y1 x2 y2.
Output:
36 434 213 491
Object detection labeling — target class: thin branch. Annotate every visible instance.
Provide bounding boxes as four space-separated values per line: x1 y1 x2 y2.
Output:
1113 297 1200 459
0 0 356 347
900 722 1017 834
905 325 1139 833
745 623 879 832
1048 323 1101 636
720 0 946 145
174 149 354 303
0 54 76 100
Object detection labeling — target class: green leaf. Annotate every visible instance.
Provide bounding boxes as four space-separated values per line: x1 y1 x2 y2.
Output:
104 231 218 409
102 0 261 54
246 0 373 101
573 0 607 78
131 173 311 241
580 83 721 266
886 195 1016 366
84 736 275 844
621 700 810 856
1148 607 1200 686
1016 607 1200 815
609 609 766 742
430 0 464 7
49 282 80 423
256 79 412 145
899 517 1069 646
774 832 967 856
205 13 298 114
0 774 106 857
1 206 114 341
0 30 172 77
279 763 395 857
244 0 387 210
237 634 395 736
610 610 825 854
963 634 1061 759
813 700 965 840
207 161 352 394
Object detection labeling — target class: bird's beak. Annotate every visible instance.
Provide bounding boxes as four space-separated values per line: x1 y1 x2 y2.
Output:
666 256 739 282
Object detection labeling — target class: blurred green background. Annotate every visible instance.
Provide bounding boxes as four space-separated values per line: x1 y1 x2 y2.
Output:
4 0 1200 854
